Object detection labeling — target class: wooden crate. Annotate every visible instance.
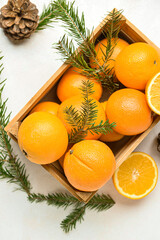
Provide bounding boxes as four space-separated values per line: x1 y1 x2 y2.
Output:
5 9 160 203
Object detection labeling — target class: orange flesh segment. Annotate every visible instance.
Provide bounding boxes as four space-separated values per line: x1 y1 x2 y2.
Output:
149 75 160 109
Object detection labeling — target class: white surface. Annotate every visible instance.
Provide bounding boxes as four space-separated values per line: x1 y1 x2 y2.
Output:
0 0 160 239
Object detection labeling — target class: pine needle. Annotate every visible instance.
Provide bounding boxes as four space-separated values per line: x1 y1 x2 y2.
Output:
52 0 122 91
87 120 116 135
60 194 115 233
36 1 123 90
0 56 32 195
52 0 88 42
28 192 81 209
86 194 115 212
37 2 56 31
61 206 86 233
64 105 82 127
64 80 115 143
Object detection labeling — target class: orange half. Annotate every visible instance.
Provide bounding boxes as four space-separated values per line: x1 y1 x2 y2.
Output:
113 152 158 199
146 72 160 115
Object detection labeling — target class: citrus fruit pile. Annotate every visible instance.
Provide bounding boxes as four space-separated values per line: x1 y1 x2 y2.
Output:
18 37 160 198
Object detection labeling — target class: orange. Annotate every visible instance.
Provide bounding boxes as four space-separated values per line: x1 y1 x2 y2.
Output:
146 72 160 115
113 152 158 199
100 101 124 142
18 112 68 165
100 130 124 142
64 140 116 191
106 88 153 135
115 42 160 90
57 95 106 140
58 144 73 168
57 67 102 102
101 101 108 111
90 37 129 71
30 101 59 116
59 155 65 168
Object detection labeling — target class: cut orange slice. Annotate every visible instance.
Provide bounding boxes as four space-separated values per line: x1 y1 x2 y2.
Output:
113 152 158 199
146 72 160 115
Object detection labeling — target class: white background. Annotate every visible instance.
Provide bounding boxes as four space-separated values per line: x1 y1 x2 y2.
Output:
0 0 160 239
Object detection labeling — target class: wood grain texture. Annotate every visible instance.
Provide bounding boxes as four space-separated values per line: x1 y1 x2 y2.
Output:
5 9 160 203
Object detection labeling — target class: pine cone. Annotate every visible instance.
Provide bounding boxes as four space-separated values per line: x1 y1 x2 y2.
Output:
0 0 39 43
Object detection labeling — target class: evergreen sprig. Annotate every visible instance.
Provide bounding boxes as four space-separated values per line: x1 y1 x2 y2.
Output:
101 9 124 63
61 205 86 233
52 0 89 42
0 54 115 233
37 2 56 31
60 194 115 233
86 194 115 212
28 192 81 209
36 1 123 90
64 80 115 143
51 0 122 91
0 57 32 194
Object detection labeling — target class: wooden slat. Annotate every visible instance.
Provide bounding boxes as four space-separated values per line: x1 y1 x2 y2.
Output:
121 19 160 53
42 164 96 202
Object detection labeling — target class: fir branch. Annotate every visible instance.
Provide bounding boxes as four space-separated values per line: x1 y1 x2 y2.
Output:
79 80 98 128
29 192 115 233
0 66 32 195
87 120 116 135
52 0 122 91
28 192 81 209
64 105 82 127
102 9 124 39
0 69 30 194
101 9 124 65
61 205 86 233
86 194 115 212
60 194 115 233
37 3 56 31
68 127 86 143
64 80 115 143
52 0 89 43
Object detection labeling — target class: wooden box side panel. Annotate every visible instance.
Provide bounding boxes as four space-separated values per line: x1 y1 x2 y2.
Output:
121 18 160 53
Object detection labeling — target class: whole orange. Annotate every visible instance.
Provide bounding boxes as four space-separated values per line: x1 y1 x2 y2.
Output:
100 130 124 142
57 95 106 140
58 144 73 168
57 67 102 102
106 89 153 135
100 101 124 142
64 140 116 191
115 42 160 90
30 101 59 115
90 38 129 71
18 112 68 164
101 101 108 111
